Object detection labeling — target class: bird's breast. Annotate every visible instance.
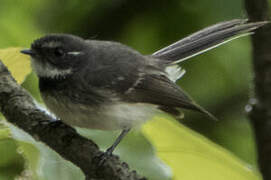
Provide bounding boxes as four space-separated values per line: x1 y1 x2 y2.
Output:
41 92 159 130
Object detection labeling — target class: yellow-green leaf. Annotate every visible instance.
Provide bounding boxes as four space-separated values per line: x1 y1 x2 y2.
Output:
142 117 261 180
0 48 31 84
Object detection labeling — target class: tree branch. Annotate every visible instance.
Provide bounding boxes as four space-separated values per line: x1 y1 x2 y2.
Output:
244 0 271 179
0 60 146 180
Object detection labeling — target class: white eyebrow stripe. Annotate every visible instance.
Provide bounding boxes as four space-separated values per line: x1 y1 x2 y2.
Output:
67 51 83 56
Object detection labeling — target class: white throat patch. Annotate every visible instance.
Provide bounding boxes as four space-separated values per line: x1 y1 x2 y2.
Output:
31 57 72 79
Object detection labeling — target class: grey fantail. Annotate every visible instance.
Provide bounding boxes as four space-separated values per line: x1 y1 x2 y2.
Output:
21 19 267 161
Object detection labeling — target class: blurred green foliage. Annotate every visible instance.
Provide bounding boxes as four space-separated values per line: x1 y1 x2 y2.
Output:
0 0 267 179
0 124 24 180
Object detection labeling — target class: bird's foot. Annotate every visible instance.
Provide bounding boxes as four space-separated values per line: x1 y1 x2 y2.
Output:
98 147 114 166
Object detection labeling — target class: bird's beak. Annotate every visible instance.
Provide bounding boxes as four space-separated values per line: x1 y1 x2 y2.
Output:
20 49 35 56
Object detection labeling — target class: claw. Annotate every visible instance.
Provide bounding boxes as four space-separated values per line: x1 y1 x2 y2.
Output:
97 128 131 166
98 150 113 166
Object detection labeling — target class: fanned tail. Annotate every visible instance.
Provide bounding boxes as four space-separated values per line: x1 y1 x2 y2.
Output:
152 19 267 64
151 19 268 121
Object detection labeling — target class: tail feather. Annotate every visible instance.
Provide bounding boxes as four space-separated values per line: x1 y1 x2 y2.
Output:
192 102 218 121
152 19 268 64
153 19 247 56
151 19 268 121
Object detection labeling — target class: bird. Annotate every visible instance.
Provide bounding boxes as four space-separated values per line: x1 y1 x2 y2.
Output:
21 19 267 161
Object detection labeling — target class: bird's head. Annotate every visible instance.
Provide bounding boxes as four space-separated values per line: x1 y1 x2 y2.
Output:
21 34 87 79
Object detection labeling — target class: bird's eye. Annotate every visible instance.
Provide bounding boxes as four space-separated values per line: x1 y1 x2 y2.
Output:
54 48 65 57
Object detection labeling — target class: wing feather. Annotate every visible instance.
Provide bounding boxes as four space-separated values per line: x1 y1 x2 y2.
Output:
124 74 199 110
123 74 217 120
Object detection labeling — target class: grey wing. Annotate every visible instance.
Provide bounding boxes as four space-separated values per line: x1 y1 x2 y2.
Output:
123 73 199 111
122 73 217 120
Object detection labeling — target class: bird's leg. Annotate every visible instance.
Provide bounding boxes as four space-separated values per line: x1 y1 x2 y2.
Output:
99 128 131 165
106 128 131 155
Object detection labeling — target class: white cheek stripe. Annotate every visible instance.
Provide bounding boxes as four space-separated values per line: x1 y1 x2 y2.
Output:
31 58 72 79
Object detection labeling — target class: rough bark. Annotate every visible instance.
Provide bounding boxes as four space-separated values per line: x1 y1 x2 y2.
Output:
244 0 271 179
0 60 146 180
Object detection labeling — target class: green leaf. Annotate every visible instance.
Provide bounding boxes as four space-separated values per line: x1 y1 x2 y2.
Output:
0 121 41 180
0 121 24 180
7 124 44 180
142 117 261 180
0 48 31 84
